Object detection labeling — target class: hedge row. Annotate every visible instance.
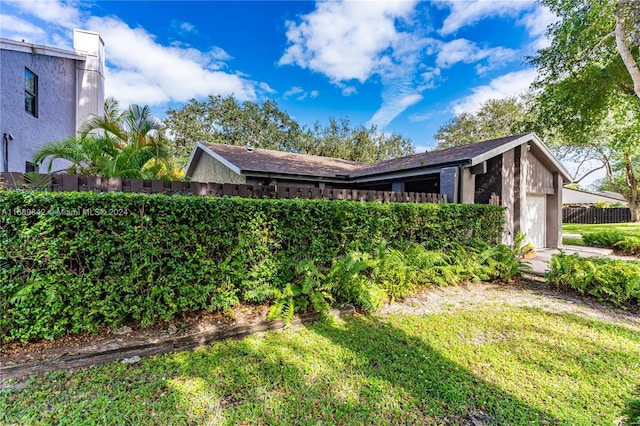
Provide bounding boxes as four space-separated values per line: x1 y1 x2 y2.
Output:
1 191 505 342
546 252 640 308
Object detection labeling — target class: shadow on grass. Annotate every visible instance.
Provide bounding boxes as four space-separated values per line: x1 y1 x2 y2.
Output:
1 312 563 425
157 313 558 425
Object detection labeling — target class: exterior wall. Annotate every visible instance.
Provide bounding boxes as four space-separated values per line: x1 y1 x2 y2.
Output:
501 149 516 245
0 31 103 173
74 30 105 132
190 153 246 184
460 166 475 204
1 49 76 172
474 156 502 204
439 167 459 203
546 172 563 248
525 151 554 194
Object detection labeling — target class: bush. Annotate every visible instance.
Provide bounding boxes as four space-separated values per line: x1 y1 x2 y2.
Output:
582 231 626 248
581 231 640 256
545 253 640 308
616 236 640 256
1 190 505 342
624 385 640 425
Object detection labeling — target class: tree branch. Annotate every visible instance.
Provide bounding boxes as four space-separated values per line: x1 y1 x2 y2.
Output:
615 3 640 99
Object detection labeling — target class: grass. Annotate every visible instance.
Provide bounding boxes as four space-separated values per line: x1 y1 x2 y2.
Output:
563 222 640 236
2 305 639 425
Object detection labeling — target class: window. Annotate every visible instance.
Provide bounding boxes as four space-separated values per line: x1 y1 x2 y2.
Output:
25 161 37 173
25 68 38 117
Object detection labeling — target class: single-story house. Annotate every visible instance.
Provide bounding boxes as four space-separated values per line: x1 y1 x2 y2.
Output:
563 187 628 207
185 133 572 249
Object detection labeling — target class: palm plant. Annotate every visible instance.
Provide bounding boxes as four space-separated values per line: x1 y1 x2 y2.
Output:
33 98 181 180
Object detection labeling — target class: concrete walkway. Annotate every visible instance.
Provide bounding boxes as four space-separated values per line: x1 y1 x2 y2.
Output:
526 244 614 277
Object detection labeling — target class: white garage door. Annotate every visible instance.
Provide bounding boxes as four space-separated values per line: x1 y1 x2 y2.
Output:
525 194 546 248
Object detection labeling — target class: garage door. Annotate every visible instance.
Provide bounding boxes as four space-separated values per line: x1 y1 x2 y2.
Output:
525 194 546 248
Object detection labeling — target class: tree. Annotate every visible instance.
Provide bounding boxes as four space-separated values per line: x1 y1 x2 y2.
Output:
300 117 414 163
34 98 181 180
434 97 531 149
530 0 640 221
164 95 305 166
164 95 414 165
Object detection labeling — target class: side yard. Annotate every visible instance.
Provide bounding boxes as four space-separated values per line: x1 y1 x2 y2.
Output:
2 282 639 425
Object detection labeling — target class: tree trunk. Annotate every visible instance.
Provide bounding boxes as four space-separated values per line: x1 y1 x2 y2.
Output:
614 3 640 100
630 199 640 222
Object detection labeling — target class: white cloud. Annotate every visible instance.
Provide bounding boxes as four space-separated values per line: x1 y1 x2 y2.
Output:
86 16 258 106
341 86 358 96
451 69 536 114
436 38 517 70
259 82 277 94
519 5 558 50
438 0 535 35
368 92 423 128
279 0 435 128
283 86 319 101
5 0 80 29
0 14 46 41
279 0 417 83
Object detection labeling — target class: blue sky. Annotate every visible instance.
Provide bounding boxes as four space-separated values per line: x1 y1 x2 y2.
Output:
1 0 556 153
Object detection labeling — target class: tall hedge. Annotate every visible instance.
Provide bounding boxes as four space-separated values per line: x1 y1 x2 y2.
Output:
1 191 504 341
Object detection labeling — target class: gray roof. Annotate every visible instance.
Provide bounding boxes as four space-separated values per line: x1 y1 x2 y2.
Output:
351 134 527 177
197 142 363 178
187 133 572 182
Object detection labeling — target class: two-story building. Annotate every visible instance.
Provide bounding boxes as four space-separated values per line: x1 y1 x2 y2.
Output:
0 29 105 173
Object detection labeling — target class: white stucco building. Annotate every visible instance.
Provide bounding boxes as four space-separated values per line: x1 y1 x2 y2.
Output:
0 29 105 173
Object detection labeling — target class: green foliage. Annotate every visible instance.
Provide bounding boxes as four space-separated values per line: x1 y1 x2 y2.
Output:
581 231 640 255
624 384 640 425
616 236 640 256
164 95 415 167
546 253 640 308
582 231 627 247
0 190 505 342
33 98 181 180
434 97 532 149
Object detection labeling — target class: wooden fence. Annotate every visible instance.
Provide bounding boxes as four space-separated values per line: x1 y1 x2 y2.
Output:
0 172 447 204
562 207 631 224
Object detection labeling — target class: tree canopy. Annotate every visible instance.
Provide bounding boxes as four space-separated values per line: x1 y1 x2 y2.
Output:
433 97 532 149
164 95 414 166
530 0 640 221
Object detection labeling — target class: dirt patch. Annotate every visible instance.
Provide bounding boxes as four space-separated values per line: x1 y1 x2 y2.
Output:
378 277 640 332
0 304 269 369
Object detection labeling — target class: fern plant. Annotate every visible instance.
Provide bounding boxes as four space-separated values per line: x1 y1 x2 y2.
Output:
327 251 387 312
262 258 334 324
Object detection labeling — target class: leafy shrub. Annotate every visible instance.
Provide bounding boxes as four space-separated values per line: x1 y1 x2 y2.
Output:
582 231 626 248
546 253 640 308
623 385 640 425
264 241 527 324
616 236 640 256
0 190 505 341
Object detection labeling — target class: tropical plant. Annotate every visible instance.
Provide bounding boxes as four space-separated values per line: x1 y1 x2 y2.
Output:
33 98 182 180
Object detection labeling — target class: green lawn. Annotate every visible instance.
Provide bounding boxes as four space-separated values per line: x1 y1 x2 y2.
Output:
2 305 639 425
563 222 640 236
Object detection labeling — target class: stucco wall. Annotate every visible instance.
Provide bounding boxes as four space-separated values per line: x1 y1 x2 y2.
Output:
190 153 246 184
1 31 103 174
1 49 77 172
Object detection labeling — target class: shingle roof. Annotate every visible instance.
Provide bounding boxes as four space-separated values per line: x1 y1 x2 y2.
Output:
200 142 364 178
192 133 571 182
351 134 527 177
